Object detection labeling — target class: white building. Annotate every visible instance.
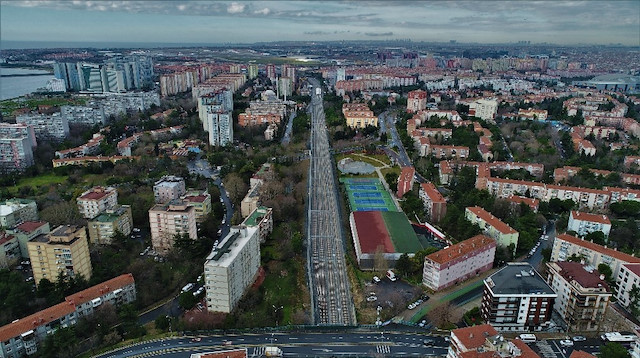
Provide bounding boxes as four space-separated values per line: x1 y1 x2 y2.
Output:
551 233 640 281
206 110 233 146
567 210 612 238
148 201 197 254
423 235 496 291
481 263 557 332
15 113 69 141
204 226 260 313
469 98 498 122
60 105 106 125
153 176 186 204
76 186 118 219
616 263 640 311
0 137 35 173
64 273 136 317
0 199 38 229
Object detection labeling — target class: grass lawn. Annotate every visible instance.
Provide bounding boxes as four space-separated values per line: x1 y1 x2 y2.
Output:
380 166 401 179
1 97 87 116
7 174 68 195
335 153 390 168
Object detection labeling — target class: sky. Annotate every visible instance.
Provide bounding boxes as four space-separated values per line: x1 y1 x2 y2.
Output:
1 1 639 47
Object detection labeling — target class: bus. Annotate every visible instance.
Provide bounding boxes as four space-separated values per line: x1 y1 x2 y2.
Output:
600 332 638 348
517 334 537 343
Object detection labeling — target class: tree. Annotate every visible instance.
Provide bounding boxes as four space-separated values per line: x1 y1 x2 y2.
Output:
628 284 640 317
223 173 248 204
599 342 631 358
598 263 613 283
373 245 388 274
585 231 606 245
178 291 198 310
427 302 462 330
395 254 412 278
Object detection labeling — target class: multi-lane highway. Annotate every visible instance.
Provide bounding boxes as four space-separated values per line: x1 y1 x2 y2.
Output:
94 331 448 358
306 79 357 326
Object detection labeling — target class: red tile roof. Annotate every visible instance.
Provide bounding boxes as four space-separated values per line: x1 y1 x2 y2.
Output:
0 232 15 245
0 301 76 342
460 351 501 358
421 182 446 203
79 187 114 200
15 221 48 233
554 261 610 290
507 195 540 209
426 235 495 265
452 324 498 350
466 206 517 234
557 233 640 264
570 211 611 225
622 263 640 277
511 339 541 358
65 274 134 305
184 195 208 203
569 351 596 358
352 211 394 254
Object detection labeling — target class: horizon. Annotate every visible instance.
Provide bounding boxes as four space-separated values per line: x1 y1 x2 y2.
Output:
1 1 638 48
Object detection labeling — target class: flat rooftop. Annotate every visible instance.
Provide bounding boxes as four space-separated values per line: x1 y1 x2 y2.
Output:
205 226 258 268
485 263 555 296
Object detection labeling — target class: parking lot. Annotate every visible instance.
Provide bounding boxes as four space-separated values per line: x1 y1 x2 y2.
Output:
362 277 423 319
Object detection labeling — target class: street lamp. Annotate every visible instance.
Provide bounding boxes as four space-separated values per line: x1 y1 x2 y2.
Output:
272 305 284 327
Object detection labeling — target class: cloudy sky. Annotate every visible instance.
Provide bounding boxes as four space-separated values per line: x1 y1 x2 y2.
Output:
1 1 639 46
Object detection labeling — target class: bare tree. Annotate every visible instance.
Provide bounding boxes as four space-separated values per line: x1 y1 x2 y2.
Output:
428 302 462 329
223 173 248 204
373 245 388 274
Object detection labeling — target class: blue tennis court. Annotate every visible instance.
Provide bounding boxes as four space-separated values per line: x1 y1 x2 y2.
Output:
353 192 382 198
349 185 378 191
354 199 385 205
355 207 389 211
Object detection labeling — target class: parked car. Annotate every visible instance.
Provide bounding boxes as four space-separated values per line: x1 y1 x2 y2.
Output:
572 336 586 342
423 339 435 347
366 296 378 302
372 276 381 283
181 283 195 293
559 339 574 347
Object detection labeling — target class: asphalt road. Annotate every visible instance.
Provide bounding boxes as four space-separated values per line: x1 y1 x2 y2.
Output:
94 331 448 358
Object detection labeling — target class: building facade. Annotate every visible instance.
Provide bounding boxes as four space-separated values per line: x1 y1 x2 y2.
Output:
204 226 260 313
65 273 136 318
27 225 92 286
87 205 133 245
407 89 427 113
396 166 415 198
241 206 273 244
181 190 212 222
616 263 640 312
465 206 519 254
481 263 556 332
546 261 611 332
0 199 38 229
419 182 447 223
76 186 118 219
15 113 69 141
148 201 197 254
7 221 50 258
153 176 186 204
423 235 496 291
567 211 611 238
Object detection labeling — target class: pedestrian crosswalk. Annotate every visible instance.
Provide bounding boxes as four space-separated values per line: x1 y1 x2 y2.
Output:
376 345 391 354
250 346 265 357
535 341 557 358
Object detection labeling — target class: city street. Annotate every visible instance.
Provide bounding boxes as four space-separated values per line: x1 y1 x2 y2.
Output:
93 331 448 358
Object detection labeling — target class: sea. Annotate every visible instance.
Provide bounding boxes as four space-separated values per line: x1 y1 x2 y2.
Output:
0 67 54 101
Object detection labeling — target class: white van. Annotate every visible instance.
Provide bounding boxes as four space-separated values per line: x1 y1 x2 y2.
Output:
518 334 537 343
181 283 195 293
386 270 397 282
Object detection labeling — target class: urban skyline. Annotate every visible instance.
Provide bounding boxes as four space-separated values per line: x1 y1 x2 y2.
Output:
1 1 639 48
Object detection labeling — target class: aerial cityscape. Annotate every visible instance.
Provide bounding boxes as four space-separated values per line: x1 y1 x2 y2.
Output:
0 1 639 358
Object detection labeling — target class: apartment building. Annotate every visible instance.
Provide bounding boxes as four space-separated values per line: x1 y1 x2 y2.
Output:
419 182 447 223
0 199 38 229
0 274 136 358
15 113 69 141
0 233 20 268
65 273 136 317
181 190 212 222
6 221 50 258
616 263 640 311
423 235 496 291
447 324 498 358
27 225 93 285
0 301 77 358
0 126 36 173
76 186 118 219
0 123 37 148
148 201 197 254
206 110 233 146
481 263 556 332
551 233 640 281
204 226 260 313
60 105 106 125
506 195 540 212
197 89 233 132
241 206 273 244
241 183 262 218
469 98 498 122
546 262 611 331
407 89 427 113
342 103 378 129
567 211 611 238
518 108 548 121
87 205 133 245
465 206 519 254
153 176 186 204
396 166 415 198
421 143 470 159
55 133 103 159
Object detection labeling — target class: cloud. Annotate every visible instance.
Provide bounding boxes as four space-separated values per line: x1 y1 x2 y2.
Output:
226 2 245 14
254 7 270 15
365 32 393 37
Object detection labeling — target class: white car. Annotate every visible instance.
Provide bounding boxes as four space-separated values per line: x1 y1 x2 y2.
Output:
372 276 381 283
193 287 205 296
181 283 195 293
559 339 574 347
366 296 378 302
